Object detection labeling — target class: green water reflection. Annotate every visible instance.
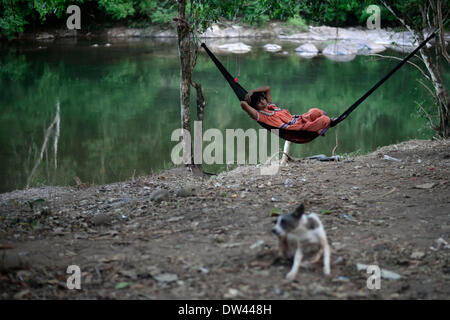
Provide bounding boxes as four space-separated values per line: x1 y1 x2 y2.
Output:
0 39 447 193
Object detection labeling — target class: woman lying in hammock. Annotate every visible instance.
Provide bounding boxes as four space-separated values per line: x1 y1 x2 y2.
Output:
240 86 332 135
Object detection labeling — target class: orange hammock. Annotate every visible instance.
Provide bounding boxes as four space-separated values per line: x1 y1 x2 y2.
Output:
201 30 436 144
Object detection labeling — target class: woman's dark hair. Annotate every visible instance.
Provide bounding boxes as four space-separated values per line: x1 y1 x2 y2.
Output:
250 92 266 108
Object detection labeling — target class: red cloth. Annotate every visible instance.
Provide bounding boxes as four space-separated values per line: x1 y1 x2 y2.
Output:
256 104 331 134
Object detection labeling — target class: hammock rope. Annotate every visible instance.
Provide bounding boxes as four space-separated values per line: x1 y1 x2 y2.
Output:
331 30 437 127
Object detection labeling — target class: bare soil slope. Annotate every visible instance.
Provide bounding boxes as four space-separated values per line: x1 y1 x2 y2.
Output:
1 139 449 299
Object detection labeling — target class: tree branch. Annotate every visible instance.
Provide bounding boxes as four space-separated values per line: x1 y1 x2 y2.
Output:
368 53 431 81
380 1 418 36
437 0 450 63
26 103 59 188
414 100 436 129
417 78 438 101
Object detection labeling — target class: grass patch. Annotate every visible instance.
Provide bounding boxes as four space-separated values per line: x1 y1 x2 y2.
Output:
287 15 308 32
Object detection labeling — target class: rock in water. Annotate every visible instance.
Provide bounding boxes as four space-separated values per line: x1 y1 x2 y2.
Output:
323 41 357 55
352 40 386 54
264 44 282 52
323 41 357 61
217 42 251 53
295 43 319 57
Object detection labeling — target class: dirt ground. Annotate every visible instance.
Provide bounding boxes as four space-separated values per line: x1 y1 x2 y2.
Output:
0 139 449 300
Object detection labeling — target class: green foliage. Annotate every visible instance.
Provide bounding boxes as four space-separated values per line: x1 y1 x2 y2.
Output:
1 0 412 39
98 0 135 20
0 0 175 39
269 207 281 217
0 0 85 39
188 0 404 31
0 0 31 39
287 14 307 30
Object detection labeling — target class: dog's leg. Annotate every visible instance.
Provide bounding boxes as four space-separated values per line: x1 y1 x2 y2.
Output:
309 248 323 264
320 237 331 275
279 236 288 258
286 245 303 281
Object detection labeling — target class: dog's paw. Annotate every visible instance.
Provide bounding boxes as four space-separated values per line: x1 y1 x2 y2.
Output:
285 272 297 281
323 267 331 276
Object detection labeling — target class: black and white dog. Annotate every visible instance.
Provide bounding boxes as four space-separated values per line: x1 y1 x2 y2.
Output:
272 203 331 281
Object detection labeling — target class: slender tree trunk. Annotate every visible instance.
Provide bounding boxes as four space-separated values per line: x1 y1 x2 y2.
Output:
192 80 206 122
191 79 207 172
176 0 193 164
419 45 450 137
53 101 60 168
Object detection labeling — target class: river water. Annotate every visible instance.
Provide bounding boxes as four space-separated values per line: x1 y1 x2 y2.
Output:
0 38 447 193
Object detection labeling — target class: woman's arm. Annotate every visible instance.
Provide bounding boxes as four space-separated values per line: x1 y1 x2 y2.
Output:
240 101 258 120
245 86 272 103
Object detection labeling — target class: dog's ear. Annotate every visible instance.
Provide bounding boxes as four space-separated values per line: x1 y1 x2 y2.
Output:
292 203 305 219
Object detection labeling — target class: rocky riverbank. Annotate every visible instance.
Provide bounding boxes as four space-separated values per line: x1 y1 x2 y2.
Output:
1 138 449 299
13 20 450 60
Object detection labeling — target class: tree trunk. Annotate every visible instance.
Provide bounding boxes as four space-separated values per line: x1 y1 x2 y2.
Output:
419 45 450 137
381 1 449 138
176 0 192 164
191 80 206 170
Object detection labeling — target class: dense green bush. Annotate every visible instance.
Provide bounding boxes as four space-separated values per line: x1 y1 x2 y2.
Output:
0 0 177 39
0 0 404 40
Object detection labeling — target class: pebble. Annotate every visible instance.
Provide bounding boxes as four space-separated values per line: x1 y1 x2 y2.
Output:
0 251 26 271
284 178 294 188
430 237 450 251
199 267 209 274
414 183 436 189
119 270 138 280
154 273 178 283
249 240 265 250
383 154 402 162
224 288 240 299
74 232 89 239
92 213 111 226
309 283 329 295
381 269 402 280
334 256 345 265
175 187 195 197
150 189 170 202
410 251 425 260
356 263 401 280
333 276 350 282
